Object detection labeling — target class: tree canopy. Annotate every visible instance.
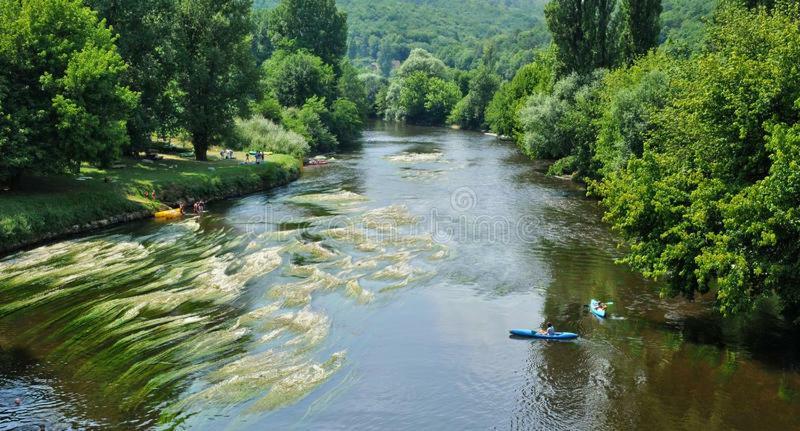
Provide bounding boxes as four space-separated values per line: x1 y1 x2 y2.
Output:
545 0 662 75
262 50 336 108
172 0 258 160
87 0 177 152
268 0 348 67
0 0 136 184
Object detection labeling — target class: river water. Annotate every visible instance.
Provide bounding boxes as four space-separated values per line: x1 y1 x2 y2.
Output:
1 124 799 430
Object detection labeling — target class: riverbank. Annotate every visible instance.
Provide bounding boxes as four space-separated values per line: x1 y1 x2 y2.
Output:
0 153 301 255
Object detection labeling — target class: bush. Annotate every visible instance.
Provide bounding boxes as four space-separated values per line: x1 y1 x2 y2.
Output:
235 116 310 158
547 155 577 176
250 91 284 123
282 97 338 154
326 99 364 146
519 71 604 167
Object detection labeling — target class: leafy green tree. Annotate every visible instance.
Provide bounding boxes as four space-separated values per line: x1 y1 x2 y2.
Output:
545 0 621 75
337 61 369 117
386 71 461 125
326 98 363 145
358 73 388 117
252 8 274 65
423 77 462 124
485 53 554 139
282 97 338 153
172 0 258 161
384 49 461 125
268 0 347 67
618 0 663 61
697 123 800 320
593 52 671 179
87 0 176 153
449 66 500 129
262 50 335 108
388 72 428 122
0 0 136 185
250 91 284 123
519 73 586 159
396 49 451 80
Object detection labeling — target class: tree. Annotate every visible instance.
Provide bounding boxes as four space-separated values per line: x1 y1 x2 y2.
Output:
172 0 258 161
326 99 364 145
618 0 663 62
0 0 136 185
519 73 585 160
396 48 451 80
262 50 335 108
386 71 461 125
87 0 177 153
358 73 388 118
383 50 461 125
337 61 369 118
423 77 462 125
449 65 500 129
545 0 621 75
282 97 338 153
252 8 274 65
486 52 554 139
592 52 671 180
268 0 347 67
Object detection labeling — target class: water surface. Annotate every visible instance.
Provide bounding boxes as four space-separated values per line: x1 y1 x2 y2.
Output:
1 123 799 430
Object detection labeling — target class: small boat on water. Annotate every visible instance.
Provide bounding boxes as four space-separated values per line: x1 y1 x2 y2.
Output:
154 208 182 219
304 155 333 167
590 299 607 318
509 329 579 340
304 159 329 166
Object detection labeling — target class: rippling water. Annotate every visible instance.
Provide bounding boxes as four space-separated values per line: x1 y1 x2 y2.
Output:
1 123 799 430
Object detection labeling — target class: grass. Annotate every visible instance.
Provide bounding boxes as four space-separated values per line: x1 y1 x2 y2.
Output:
0 150 301 253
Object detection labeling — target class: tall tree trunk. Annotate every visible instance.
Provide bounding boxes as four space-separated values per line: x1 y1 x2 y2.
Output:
193 131 209 161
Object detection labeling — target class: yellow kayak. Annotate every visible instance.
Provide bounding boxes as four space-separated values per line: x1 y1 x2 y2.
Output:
154 208 182 219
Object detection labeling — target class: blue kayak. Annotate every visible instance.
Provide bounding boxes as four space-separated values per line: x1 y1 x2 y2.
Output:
590 299 606 318
509 329 579 340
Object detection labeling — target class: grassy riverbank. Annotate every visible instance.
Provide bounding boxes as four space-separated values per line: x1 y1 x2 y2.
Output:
0 153 301 253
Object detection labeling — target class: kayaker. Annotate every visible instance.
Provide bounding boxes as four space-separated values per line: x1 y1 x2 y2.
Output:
539 322 555 336
595 302 608 311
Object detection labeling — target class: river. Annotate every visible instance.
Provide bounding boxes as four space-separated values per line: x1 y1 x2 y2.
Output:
1 124 799 430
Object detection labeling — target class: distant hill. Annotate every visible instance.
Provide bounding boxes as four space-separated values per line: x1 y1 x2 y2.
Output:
255 0 715 77
255 0 550 77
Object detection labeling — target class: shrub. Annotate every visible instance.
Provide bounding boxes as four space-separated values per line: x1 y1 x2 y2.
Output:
282 97 338 154
235 116 310 158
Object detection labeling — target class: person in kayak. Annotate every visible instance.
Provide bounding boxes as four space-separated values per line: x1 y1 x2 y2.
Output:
538 322 555 336
595 302 608 311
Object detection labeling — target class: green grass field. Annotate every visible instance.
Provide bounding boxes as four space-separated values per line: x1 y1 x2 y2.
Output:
0 152 301 252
